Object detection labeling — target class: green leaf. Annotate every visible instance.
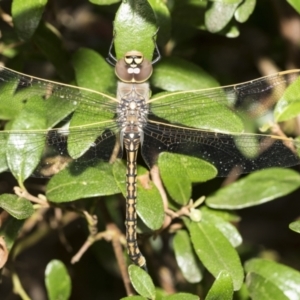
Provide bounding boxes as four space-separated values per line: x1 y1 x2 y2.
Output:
12 0 47 40
246 272 289 300
234 0 256 23
287 0 300 14
114 0 157 60
205 1 242 33
67 49 116 158
245 258 300 299
206 168 300 209
128 265 156 299
162 293 200 300
151 57 220 92
121 296 146 300
6 96 47 183
0 80 25 120
289 220 300 233
0 217 24 252
158 153 217 205
150 90 244 133
46 162 120 202
0 194 34 219
274 76 300 122
147 0 171 46
90 0 120 4
112 160 164 230
187 218 244 291
173 230 202 283
72 48 116 95
201 208 242 248
33 22 74 82
205 270 234 300
45 259 71 300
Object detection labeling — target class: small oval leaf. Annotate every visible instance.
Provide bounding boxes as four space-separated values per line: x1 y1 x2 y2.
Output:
128 265 156 299
45 259 71 300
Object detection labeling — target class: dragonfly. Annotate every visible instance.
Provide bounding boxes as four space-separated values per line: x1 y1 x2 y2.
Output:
0 43 300 270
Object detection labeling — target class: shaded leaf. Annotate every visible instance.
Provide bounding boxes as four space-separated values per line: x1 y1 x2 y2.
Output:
0 218 24 252
33 23 74 82
12 0 47 40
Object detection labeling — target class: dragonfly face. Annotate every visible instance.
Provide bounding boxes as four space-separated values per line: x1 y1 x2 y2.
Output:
115 50 153 83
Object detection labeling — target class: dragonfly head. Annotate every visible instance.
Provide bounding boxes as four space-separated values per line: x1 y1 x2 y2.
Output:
115 50 153 83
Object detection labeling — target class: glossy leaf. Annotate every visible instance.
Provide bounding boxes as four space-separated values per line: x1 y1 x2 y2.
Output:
234 0 256 23
114 0 157 60
0 194 34 219
245 258 300 299
187 219 244 290
173 230 202 283
12 0 47 40
112 160 164 230
206 168 300 209
205 1 242 33
128 265 156 299
201 208 242 248
46 162 120 202
151 57 220 92
6 96 47 183
159 153 217 205
246 272 289 300
275 76 300 122
205 270 233 300
45 259 71 300
289 220 300 233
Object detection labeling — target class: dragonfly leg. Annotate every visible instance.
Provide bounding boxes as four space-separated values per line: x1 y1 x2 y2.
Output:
106 31 118 66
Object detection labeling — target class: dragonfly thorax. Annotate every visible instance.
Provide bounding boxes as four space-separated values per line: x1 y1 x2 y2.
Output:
117 81 149 145
115 51 153 83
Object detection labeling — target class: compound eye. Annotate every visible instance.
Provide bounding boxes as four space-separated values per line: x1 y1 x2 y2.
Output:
134 56 143 65
124 56 134 65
